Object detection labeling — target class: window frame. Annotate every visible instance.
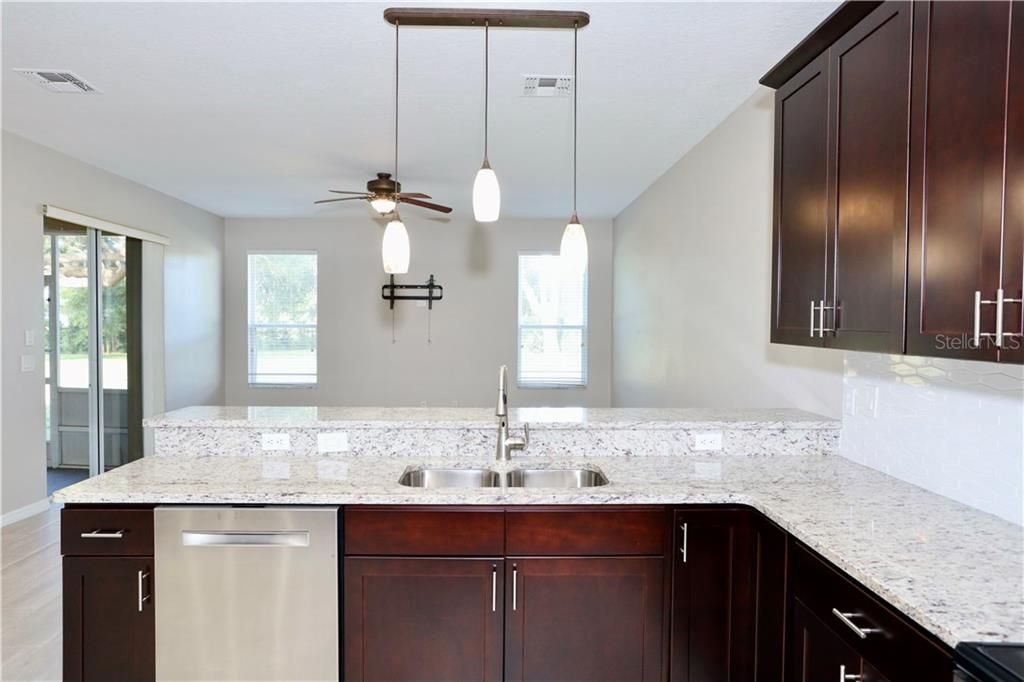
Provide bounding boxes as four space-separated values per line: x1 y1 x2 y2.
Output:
246 250 319 388
516 251 589 389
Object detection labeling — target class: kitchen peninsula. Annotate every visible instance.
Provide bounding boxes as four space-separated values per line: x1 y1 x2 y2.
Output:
54 406 1023 681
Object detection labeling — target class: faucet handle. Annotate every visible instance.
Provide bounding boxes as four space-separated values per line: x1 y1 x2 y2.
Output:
509 423 530 452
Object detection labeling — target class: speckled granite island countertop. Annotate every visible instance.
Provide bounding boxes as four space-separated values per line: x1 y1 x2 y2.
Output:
55 451 1023 649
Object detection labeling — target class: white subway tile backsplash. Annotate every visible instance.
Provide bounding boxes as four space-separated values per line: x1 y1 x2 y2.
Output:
840 352 1024 525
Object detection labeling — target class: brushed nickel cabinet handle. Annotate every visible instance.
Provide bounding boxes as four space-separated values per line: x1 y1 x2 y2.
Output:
491 565 497 613
810 300 818 338
839 664 862 681
832 608 881 639
679 523 688 563
512 564 518 611
137 570 151 612
81 529 124 539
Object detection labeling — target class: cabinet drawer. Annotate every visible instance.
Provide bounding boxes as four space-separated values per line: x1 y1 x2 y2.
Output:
61 508 154 556
790 542 951 680
506 507 668 556
344 507 505 556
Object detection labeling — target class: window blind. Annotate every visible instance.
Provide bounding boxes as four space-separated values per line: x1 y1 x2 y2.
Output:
247 253 318 386
517 253 588 387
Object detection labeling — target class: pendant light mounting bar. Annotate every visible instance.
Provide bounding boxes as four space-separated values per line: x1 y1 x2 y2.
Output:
384 8 589 29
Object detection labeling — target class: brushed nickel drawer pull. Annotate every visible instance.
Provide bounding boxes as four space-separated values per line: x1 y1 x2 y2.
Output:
832 608 881 639
81 529 125 539
491 565 497 613
512 564 518 611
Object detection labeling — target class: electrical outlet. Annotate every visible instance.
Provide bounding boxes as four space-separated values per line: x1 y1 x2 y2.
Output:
317 432 349 453
693 432 723 451
20 355 36 372
260 433 291 451
24 330 35 347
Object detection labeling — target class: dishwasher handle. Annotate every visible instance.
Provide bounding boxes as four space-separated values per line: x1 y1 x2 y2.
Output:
182 530 310 547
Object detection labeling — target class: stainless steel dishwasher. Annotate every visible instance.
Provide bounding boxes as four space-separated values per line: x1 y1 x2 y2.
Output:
154 506 340 681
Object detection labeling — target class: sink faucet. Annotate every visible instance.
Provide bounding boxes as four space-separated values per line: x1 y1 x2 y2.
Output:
496 365 529 461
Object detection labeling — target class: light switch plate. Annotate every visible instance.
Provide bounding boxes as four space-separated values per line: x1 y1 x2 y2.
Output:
24 330 35 347
20 355 36 372
317 432 350 453
260 433 291 451
693 432 723 451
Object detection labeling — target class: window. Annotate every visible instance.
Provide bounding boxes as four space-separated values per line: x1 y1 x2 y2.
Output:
247 252 317 386
517 253 587 387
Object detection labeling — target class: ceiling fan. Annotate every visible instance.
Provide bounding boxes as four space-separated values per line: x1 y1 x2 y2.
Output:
315 172 453 215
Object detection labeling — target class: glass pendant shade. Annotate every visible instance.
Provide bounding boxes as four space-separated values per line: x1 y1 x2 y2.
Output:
382 216 410 274
560 213 588 274
370 196 398 215
472 161 501 222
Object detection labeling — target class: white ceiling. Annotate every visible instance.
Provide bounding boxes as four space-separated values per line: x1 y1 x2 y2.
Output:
2 2 838 219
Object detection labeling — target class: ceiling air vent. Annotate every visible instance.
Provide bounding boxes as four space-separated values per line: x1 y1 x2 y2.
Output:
522 75 572 98
14 69 99 93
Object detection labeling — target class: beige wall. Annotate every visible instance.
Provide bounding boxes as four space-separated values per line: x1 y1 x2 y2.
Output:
224 216 613 408
1 131 224 519
612 90 842 415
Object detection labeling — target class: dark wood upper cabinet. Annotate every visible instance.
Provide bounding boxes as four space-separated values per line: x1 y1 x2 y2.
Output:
1000 5 1024 363
772 2 912 352
771 51 830 347
769 0 1021 363
907 1 1015 361
504 557 665 682
63 556 154 682
671 509 756 682
344 557 504 682
825 1 912 352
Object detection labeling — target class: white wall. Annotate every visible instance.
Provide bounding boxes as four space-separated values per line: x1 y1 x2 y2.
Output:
612 89 842 415
224 216 613 408
841 353 1023 525
1 131 224 518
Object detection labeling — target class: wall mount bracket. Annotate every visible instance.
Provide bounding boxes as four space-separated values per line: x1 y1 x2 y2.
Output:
382 274 444 310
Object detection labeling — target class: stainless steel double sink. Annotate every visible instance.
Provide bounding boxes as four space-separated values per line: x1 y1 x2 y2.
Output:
398 467 608 489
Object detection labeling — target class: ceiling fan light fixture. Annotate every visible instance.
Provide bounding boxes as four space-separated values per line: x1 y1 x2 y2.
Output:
473 160 501 222
370 196 398 214
382 213 410 274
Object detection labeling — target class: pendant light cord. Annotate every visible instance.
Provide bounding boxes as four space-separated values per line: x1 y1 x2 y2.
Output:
572 21 578 214
484 20 490 160
394 19 400 182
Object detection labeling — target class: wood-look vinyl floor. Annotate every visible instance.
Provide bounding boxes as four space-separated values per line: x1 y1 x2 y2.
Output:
1 506 62 681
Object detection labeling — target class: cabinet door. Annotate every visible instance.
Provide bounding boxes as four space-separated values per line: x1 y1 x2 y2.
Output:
753 515 788 682
344 558 503 682
671 509 755 682
505 557 665 682
1001 5 1024 363
825 1 913 352
771 51 830 346
786 599 862 682
907 1 1013 360
62 556 154 682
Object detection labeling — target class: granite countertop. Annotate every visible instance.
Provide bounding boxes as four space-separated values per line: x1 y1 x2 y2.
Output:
55 452 1023 648
143 405 839 430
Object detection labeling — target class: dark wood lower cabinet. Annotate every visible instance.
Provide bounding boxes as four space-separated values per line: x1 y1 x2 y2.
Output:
343 557 504 682
504 557 665 682
62 556 154 682
671 508 757 682
787 599 889 682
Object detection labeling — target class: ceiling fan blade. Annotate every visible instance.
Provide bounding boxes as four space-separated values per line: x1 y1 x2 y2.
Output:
397 192 431 199
328 190 371 195
314 197 366 204
400 197 453 214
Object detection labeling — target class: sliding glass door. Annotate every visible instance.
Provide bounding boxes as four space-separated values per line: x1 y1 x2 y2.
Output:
44 221 142 485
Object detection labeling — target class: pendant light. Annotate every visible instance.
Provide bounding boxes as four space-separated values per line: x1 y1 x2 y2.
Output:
560 21 588 274
473 20 501 222
382 18 411 274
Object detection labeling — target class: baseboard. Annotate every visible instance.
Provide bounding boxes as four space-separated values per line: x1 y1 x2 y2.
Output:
1 498 52 527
